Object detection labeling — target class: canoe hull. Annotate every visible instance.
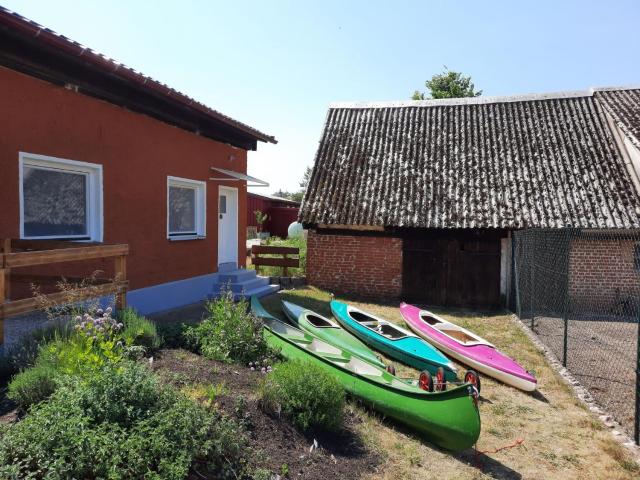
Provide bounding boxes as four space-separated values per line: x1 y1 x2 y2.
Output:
400 303 537 392
252 297 481 451
331 301 457 381
264 328 481 451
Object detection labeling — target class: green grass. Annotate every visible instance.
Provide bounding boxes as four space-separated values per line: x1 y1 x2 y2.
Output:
257 287 640 480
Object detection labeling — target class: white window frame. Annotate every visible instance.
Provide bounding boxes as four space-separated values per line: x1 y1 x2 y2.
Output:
167 176 206 240
19 152 104 241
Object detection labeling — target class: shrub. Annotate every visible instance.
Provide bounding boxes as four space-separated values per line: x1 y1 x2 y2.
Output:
119 307 161 351
7 362 59 409
7 308 128 409
0 361 249 479
185 291 273 364
259 359 345 432
155 319 198 349
65 361 163 427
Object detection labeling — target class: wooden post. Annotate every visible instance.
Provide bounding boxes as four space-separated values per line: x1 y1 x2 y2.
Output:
0 239 8 346
0 267 5 346
283 253 288 277
114 255 127 310
2 239 10 302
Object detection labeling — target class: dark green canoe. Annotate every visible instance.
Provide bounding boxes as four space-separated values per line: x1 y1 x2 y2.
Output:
252 296 481 451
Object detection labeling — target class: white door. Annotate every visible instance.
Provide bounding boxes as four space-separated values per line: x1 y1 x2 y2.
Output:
217 186 238 267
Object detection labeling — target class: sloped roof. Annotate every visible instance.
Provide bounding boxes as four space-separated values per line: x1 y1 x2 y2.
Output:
248 192 301 206
300 89 640 229
0 6 276 150
595 88 640 149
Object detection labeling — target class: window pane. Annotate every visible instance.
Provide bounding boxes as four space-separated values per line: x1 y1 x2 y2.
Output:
23 166 88 237
219 195 227 214
169 185 196 233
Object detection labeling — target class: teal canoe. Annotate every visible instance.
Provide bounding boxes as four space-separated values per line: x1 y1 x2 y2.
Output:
251 296 481 451
281 300 386 369
331 300 458 382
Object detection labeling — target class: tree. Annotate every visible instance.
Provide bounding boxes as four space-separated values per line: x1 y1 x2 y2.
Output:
272 166 312 203
412 68 482 100
299 166 312 190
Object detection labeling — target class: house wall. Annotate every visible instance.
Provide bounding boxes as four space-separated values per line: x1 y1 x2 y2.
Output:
568 237 640 313
307 230 403 298
0 66 247 304
247 194 299 238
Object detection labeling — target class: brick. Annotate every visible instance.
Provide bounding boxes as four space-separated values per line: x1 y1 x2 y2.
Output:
307 230 402 299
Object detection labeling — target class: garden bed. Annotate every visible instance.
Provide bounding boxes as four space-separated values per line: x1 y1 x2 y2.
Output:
152 349 380 479
2 286 639 479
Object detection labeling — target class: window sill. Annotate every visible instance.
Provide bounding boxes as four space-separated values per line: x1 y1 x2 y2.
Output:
168 235 206 242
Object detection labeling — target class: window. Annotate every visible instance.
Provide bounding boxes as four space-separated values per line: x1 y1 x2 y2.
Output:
19 153 103 241
167 176 206 239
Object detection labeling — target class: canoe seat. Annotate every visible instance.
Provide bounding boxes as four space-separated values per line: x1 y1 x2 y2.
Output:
376 324 406 339
308 338 343 356
289 336 313 345
345 357 383 376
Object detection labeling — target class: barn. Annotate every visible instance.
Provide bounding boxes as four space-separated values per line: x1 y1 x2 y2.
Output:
0 6 278 327
300 89 640 309
247 192 300 239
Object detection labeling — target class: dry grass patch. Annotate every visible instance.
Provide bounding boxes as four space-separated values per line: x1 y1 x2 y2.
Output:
260 287 639 479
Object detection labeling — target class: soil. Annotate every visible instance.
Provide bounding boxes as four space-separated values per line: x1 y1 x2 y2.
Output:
152 348 381 480
0 386 17 424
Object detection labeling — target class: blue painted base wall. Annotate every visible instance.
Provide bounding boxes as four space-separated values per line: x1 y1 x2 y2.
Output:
127 273 217 315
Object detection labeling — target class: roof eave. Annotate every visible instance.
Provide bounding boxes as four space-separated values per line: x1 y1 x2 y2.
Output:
0 7 277 149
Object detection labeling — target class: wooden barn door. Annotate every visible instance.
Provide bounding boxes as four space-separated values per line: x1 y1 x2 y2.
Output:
402 231 502 308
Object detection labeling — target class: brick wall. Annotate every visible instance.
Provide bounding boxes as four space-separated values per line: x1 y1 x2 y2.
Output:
568 238 640 313
307 230 402 298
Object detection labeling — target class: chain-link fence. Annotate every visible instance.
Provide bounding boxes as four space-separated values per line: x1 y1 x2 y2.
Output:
513 228 640 443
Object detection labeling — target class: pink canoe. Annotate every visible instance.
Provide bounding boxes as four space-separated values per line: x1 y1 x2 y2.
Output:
400 303 537 392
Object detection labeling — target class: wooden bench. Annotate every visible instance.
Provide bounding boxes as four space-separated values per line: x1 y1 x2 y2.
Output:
251 245 299 276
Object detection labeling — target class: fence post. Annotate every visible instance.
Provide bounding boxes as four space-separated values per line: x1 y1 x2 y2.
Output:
562 229 572 368
114 255 127 310
0 267 4 346
0 239 8 346
562 304 569 368
530 232 536 331
635 306 640 445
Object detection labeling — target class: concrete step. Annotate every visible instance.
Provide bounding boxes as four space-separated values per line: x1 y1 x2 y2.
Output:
238 284 280 300
227 277 269 293
217 262 238 273
217 269 257 284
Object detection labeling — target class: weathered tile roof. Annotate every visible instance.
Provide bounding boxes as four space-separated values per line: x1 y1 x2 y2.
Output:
595 88 640 149
300 90 640 229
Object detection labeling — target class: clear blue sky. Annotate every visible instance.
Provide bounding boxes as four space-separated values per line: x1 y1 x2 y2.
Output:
4 0 640 194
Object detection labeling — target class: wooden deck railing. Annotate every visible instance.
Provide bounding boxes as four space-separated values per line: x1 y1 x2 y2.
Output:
251 245 299 276
0 239 129 345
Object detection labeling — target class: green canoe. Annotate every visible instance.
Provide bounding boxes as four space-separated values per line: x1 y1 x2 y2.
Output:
252 297 481 451
281 300 386 369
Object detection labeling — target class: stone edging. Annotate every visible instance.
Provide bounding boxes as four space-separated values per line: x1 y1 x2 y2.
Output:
268 276 307 289
511 314 640 460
